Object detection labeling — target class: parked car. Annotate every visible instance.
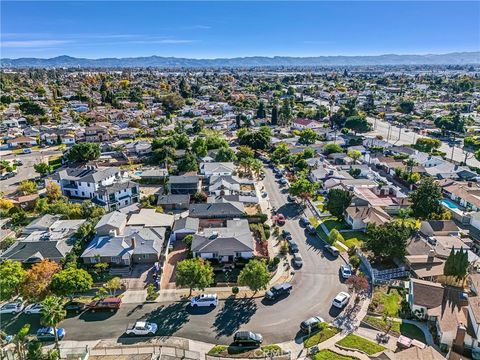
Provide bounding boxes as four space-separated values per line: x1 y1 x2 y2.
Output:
300 217 310 226
332 292 351 308
0 302 24 315
64 300 86 313
300 316 324 333
24 303 42 315
289 241 299 253
190 293 218 308
36 327 65 342
307 224 316 235
22 148 32 154
265 283 292 300
292 254 303 268
276 214 286 226
233 331 263 347
261 191 268 198
324 245 339 257
287 194 296 202
282 230 292 240
13 160 23 166
279 178 288 185
126 321 158 336
340 265 352 279
87 297 122 312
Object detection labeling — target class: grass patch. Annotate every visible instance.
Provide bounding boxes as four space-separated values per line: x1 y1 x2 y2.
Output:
339 231 368 249
369 287 403 317
336 334 384 355
321 217 348 232
213 267 241 285
208 344 284 358
363 316 426 343
208 345 228 356
312 350 359 360
303 326 340 348
260 345 282 353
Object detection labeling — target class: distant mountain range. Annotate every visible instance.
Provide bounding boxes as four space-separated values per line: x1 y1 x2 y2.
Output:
2 52 479 68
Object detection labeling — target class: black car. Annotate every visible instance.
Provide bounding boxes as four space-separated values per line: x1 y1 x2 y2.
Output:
233 331 263 346
289 241 299 253
64 301 86 313
282 230 292 239
265 283 292 300
287 195 296 203
307 224 317 235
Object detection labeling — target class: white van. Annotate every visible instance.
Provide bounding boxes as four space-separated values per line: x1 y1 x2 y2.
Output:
190 293 218 308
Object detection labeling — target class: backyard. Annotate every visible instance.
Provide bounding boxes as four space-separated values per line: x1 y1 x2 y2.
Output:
368 287 405 318
362 316 426 343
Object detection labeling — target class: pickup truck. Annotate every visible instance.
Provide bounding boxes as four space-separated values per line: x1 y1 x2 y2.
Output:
125 321 158 336
87 297 122 312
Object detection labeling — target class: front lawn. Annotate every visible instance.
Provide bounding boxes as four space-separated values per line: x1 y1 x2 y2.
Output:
368 287 403 317
338 231 367 249
303 325 340 348
312 350 359 360
336 334 385 355
363 316 426 343
309 217 329 242
208 344 284 358
321 217 348 232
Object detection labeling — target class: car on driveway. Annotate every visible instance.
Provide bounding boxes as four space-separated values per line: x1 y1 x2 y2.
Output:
282 230 292 240
332 292 351 308
0 302 24 315
64 301 86 313
87 297 121 312
276 214 286 225
340 265 352 279
300 316 324 333
233 331 263 347
300 217 310 226
292 253 303 268
24 303 42 315
265 283 292 300
190 293 218 308
36 327 65 342
324 245 339 257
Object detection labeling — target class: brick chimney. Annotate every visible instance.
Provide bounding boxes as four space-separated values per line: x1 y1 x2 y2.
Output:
452 323 467 354
131 237 135 248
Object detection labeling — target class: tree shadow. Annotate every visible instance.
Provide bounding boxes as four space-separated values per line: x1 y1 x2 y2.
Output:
212 298 257 338
79 310 117 322
142 302 190 336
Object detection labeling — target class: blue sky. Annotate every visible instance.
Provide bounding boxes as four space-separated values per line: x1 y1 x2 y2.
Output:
1 1 479 59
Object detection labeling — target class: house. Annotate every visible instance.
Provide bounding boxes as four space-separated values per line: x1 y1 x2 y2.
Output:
292 118 323 130
85 125 110 142
420 220 460 237
157 194 190 210
1 215 86 263
172 217 200 241
200 162 235 178
443 181 480 212
191 219 254 262
124 141 152 156
405 248 446 281
344 205 391 230
127 209 174 229
208 175 255 196
6 136 37 148
169 175 201 195
139 168 168 182
189 202 245 220
407 278 444 319
81 211 167 266
49 165 140 211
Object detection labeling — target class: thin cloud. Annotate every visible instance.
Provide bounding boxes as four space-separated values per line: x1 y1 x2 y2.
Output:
1 40 72 48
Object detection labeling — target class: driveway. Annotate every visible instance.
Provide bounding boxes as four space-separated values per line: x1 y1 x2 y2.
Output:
0 166 348 345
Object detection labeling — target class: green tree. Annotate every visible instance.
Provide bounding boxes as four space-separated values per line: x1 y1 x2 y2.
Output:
18 180 38 195
365 222 410 260
238 259 270 294
409 177 444 219
41 295 66 350
183 234 193 249
67 143 101 163
328 229 344 245
14 324 30 360
344 116 371 134
289 178 318 204
19 101 45 116
51 265 93 297
215 147 237 162
34 162 52 177
325 189 352 219
192 137 208 157
444 247 469 283
271 143 290 164
160 93 185 114
176 152 199 173
347 150 362 162
415 137 441 153
298 128 318 145
271 104 279 125
236 145 255 161
237 126 271 150
256 101 266 119
104 277 122 296
399 99 414 114
323 143 343 155
175 258 214 296
0 260 26 301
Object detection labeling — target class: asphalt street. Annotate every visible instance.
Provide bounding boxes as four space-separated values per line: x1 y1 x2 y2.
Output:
367 117 480 168
0 166 347 345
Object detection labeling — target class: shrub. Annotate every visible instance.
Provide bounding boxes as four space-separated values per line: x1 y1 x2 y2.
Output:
349 255 361 269
146 283 158 301
232 286 239 295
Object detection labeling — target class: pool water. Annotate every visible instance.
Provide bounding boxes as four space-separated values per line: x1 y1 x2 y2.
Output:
441 198 459 209
134 171 142 177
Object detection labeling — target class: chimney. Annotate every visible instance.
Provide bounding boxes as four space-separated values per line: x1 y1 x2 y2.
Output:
452 323 467 354
131 237 136 248
109 229 117 237
428 249 435 262
458 292 469 307
468 182 473 188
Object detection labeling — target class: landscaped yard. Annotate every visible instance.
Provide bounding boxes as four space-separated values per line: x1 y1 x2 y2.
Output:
363 316 426 343
312 350 359 360
303 325 340 348
208 344 283 358
309 217 329 242
321 217 348 232
368 287 404 317
336 334 385 355
338 231 368 249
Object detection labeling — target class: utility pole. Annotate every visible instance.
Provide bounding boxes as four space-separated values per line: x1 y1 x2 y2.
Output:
450 133 455 162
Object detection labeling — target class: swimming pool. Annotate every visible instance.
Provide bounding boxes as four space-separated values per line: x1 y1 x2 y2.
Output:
441 198 459 210
134 171 142 177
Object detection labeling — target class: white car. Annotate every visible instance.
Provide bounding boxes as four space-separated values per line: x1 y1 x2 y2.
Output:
332 292 351 309
340 265 352 279
125 321 158 336
24 303 43 315
0 302 24 314
190 293 218 308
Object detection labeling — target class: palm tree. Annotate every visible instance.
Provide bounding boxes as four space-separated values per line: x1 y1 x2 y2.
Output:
41 295 66 350
397 208 410 226
239 157 253 177
251 159 263 179
13 324 30 360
